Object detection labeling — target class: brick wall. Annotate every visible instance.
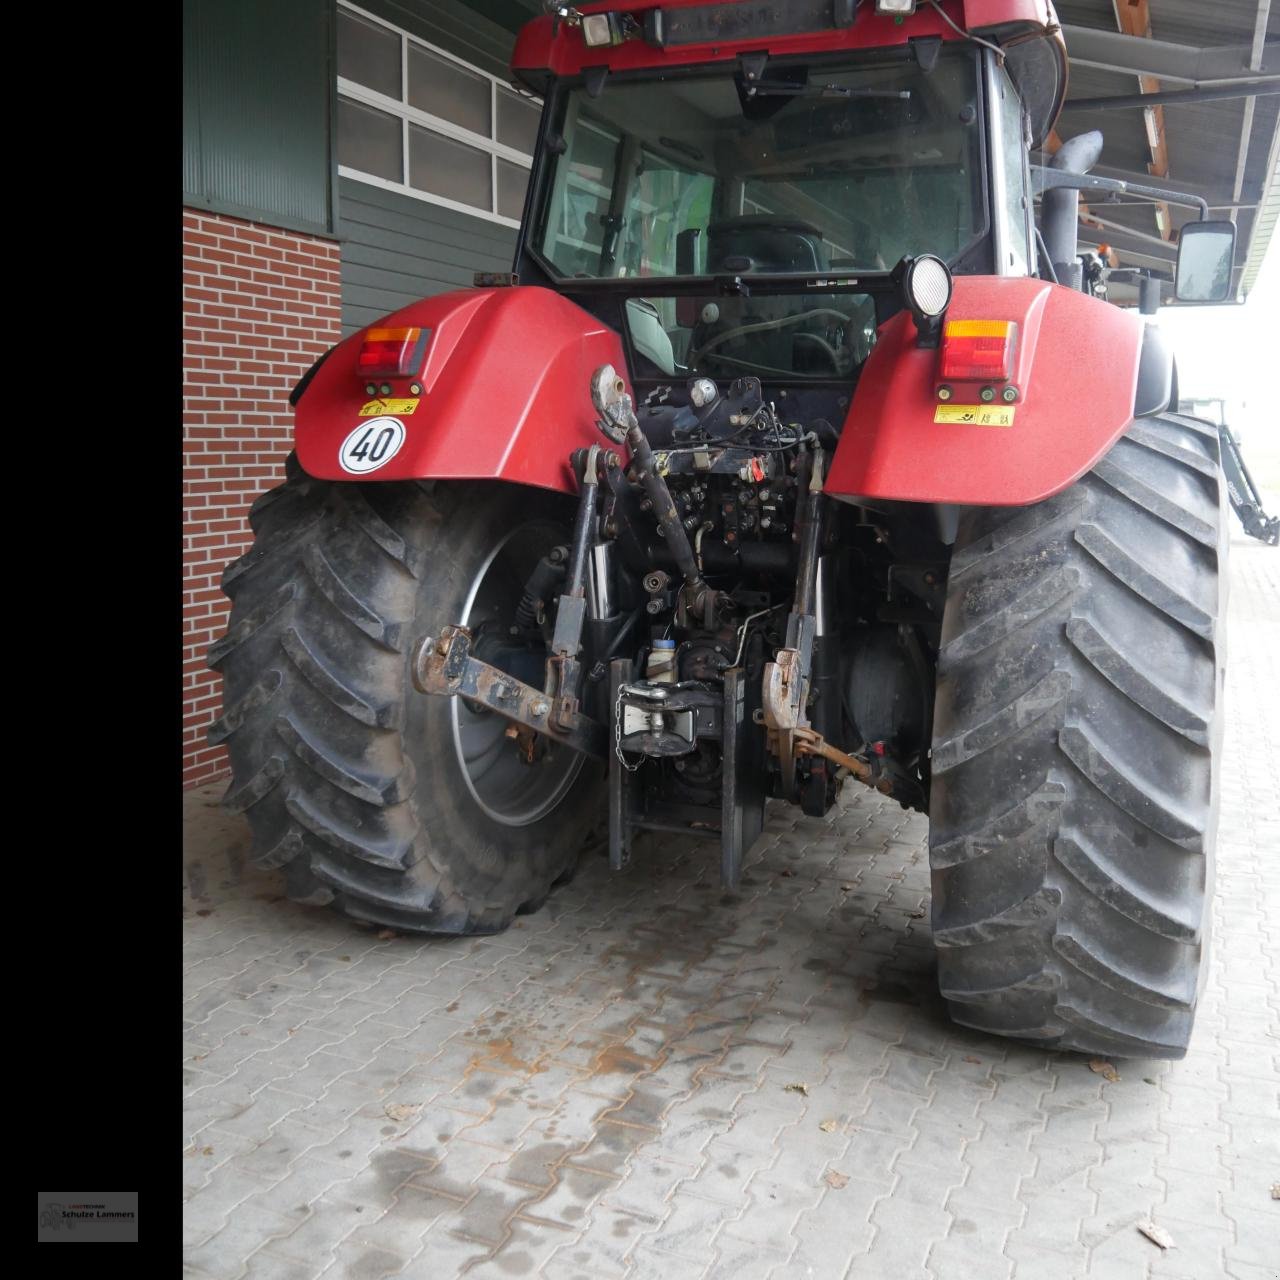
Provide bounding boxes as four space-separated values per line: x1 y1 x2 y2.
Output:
183 209 342 788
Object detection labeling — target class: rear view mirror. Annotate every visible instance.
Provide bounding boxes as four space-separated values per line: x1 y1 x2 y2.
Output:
1175 220 1236 303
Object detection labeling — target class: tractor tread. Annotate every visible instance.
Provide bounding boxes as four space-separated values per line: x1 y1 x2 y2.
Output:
222 756 284 814
207 670 283 747
929 411 1225 1058
303 542 404 652
272 714 413 807
1125 421 1220 478
1058 719 1203 846
207 583 297 669
1074 522 1214 638
931 669 1072 774
929 780 1066 869
284 789 415 871
1054 833 1200 943
932 886 1062 948
1052 930 1195 1010
333 486 415 575
940 564 1081 663
1065 615 1209 744
1091 452 1218 548
947 489 1086 581
280 625 401 729
208 461 598 935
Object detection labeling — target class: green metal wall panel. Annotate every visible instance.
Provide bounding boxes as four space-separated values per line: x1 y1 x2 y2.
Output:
184 0 335 235
338 177 516 334
183 5 203 198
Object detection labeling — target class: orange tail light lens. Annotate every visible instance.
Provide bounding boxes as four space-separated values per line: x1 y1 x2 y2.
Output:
939 320 1018 383
357 327 430 379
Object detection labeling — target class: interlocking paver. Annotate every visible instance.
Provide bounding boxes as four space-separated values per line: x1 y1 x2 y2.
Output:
520 1162 617 1228
184 537 1280 1278
640 1190 740 1260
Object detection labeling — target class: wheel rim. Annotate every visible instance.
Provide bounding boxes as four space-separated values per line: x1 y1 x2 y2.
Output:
449 520 584 827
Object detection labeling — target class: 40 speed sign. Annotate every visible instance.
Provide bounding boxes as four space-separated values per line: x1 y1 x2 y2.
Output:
338 417 406 474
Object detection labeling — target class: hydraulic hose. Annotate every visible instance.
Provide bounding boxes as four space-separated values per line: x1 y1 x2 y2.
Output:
625 423 708 600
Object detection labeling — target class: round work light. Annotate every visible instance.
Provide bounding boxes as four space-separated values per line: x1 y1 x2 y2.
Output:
905 254 953 319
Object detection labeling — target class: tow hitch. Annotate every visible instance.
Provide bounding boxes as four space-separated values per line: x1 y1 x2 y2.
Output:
412 625 607 761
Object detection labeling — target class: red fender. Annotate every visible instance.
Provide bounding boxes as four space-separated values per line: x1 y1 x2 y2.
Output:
826 277 1148 507
295 287 625 493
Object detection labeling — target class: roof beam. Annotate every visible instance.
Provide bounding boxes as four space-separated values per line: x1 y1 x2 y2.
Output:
1111 0 1172 240
1077 226 1176 265
1081 210 1176 252
1061 83 1280 111
1060 26 1273 87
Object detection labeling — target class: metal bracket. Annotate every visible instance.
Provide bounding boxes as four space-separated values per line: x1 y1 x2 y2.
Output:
721 665 764 891
412 626 606 760
1030 165 1210 220
762 453 826 798
761 647 807 798
608 658 634 871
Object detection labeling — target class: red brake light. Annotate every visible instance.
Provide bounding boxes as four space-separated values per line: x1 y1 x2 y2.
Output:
939 320 1017 383
357 327 430 379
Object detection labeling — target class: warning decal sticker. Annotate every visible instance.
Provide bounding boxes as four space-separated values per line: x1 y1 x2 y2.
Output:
359 398 420 417
934 404 1016 428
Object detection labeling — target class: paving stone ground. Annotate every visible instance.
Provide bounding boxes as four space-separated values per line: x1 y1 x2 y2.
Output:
183 536 1279 1280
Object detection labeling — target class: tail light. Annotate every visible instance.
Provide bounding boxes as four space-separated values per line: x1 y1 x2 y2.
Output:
939 320 1018 383
357 327 430 379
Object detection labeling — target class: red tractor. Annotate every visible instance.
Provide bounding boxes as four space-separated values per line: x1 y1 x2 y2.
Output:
210 0 1235 1060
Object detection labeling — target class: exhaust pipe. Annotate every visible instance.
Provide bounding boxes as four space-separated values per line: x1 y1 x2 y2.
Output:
1043 129 1103 291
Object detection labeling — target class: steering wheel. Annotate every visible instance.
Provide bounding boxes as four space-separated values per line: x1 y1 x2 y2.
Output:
792 332 849 374
686 307 855 371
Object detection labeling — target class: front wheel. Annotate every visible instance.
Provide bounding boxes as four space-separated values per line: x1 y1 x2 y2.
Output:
208 461 603 934
928 412 1228 1058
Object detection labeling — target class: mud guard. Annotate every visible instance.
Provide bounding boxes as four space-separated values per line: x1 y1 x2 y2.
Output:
826 277 1152 508
294 286 626 494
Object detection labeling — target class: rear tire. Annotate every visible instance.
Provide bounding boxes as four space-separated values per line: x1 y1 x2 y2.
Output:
208 458 603 934
928 412 1227 1058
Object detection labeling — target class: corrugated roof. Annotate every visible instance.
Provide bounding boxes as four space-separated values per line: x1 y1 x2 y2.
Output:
1052 0 1279 299
1243 123 1280 290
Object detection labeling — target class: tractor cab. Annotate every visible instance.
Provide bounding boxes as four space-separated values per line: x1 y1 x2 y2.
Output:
510 1 1066 396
